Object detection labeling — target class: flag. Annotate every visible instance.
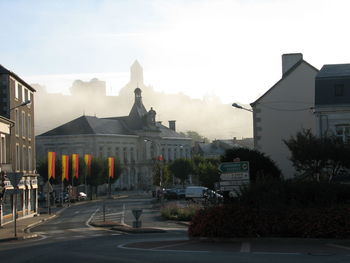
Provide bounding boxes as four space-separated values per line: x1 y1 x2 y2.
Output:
62 155 69 181
84 154 92 175
108 157 115 178
72 154 79 179
48 152 56 179
158 155 164 161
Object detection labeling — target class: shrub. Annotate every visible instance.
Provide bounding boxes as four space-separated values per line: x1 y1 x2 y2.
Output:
188 204 350 239
161 203 200 221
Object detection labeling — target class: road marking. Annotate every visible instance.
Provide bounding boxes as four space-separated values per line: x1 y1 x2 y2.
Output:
72 235 85 238
253 252 301 255
85 208 99 228
151 240 197 250
74 211 80 214
117 242 209 253
91 234 103 237
328 243 350 251
240 242 251 253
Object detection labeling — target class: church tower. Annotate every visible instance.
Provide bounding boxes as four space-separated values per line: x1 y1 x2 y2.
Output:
130 60 144 85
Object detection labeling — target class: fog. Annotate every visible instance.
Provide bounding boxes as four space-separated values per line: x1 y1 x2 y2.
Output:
33 62 253 140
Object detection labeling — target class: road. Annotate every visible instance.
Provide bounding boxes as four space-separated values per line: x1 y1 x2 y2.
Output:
1 195 350 263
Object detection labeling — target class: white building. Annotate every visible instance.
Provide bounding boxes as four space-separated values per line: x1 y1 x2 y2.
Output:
314 64 350 142
250 53 319 178
36 87 192 190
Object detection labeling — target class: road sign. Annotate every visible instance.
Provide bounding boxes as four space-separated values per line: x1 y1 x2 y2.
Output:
220 180 249 186
218 162 249 173
220 173 249 181
7 173 23 188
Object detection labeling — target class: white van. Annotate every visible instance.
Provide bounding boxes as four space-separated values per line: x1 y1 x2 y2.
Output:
185 186 208 200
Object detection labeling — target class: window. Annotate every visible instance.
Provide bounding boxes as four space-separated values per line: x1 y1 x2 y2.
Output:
28 147 32 172
334 84 344 97
99 146 103 157
27 114 31 139
107 147 111 157
335 124 350 143
22 146 27 171
16 144 20 171
0 135 5 163
22 111 26 138
23 87 28 102
130 148 135 162
123 147 127 163
17 83 22 100
15 109 19 136
115 147 120 159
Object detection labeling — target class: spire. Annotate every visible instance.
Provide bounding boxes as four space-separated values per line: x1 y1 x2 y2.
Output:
134 86 142 106
130 60 144 84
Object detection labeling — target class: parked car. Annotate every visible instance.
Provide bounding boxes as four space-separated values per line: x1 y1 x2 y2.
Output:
185 186 208 200
163 189 178 200
175 188 186 199
78 192 87 201
55 192 69 203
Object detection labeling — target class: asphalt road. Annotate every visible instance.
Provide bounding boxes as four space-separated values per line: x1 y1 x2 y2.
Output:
1 196 350 263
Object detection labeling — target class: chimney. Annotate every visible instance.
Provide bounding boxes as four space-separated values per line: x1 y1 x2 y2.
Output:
168 120 176 131
282 53 303 76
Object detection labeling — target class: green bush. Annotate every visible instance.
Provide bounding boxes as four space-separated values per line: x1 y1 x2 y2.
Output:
161 204 200 221
188 204 350 238
189 180 350 238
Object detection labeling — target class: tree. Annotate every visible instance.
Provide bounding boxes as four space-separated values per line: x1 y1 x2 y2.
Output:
284 129 350 181
192 156 220 188
153 162 171 187
221 148 281 182
168 158 194 186
179 130 209 145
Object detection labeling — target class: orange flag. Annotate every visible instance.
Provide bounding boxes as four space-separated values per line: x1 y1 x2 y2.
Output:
72 154 79 179
84 154 92 175
62 155 69 181
48 152 56 179
108 157 115 178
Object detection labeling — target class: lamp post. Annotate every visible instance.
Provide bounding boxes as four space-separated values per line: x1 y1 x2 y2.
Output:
232 103 253 112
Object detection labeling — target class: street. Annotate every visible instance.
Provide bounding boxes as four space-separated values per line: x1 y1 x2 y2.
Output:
1 195 350 263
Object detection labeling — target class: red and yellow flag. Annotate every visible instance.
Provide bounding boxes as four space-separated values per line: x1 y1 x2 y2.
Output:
48 152 56 179
72 154 79 179
61 155 69 181
84 154 92 175
108 157 115 178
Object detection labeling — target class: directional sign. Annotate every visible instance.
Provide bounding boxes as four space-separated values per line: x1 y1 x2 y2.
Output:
220 173 249 181
132 209 143 221
218 162 249 173
44 181 53 193
7 173 23 188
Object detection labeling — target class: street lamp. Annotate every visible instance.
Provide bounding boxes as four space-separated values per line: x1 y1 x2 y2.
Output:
232 103 253 112
10 100 31 111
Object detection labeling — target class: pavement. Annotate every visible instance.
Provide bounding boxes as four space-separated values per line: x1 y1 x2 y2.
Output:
0 206 61 242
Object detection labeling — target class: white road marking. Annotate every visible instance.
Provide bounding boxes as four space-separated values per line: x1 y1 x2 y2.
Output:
72 235 85 238
74 211 80 214
240 242 251 253
85 208 100 228
253 252 301 255
328 243 350 251
117 242 209 253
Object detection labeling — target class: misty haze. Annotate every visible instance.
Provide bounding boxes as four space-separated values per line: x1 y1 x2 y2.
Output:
33 61 253 141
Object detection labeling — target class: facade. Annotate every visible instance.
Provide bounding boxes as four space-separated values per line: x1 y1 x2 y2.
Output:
0 64 39 224
315 64 350 142
250 54 319 178
36 88 192 190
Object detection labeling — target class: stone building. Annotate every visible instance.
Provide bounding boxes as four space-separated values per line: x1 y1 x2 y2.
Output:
0 64 39 224
36 88 192 190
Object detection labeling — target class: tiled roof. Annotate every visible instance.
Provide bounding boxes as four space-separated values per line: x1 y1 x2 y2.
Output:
316 64 350 78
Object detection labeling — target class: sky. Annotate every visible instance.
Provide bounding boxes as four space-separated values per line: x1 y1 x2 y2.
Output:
2 0 350 104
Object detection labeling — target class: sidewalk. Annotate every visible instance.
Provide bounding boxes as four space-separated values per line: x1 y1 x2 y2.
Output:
0 207 61 243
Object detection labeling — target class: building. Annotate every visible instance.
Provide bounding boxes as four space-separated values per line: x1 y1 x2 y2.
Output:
315 64 350 142
193 138 253 158
0 64 39 224
250 54 319 178
36 87 192 190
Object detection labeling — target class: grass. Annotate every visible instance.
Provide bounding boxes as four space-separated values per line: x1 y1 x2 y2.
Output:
160 203 200 221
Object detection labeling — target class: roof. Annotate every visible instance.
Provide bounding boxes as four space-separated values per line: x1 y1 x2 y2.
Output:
0 64 36 92
250 60 319 107
316 64 350 79
156 123 188 138
38 115 132 136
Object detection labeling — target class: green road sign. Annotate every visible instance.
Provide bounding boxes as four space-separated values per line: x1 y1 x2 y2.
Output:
218 161 249 173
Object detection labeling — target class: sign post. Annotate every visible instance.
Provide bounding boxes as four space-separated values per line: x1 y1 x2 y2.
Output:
218 161 250 195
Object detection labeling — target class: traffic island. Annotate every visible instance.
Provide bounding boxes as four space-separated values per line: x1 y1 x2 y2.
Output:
90 221 166 234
